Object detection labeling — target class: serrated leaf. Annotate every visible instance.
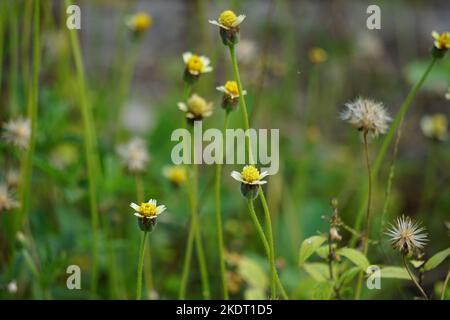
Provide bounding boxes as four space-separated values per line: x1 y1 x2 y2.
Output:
424 247 450 271
298 235 327 266
338 266 360 287
312 281 334 300
302 263 329 282
337 248 370 271
380 266 412 280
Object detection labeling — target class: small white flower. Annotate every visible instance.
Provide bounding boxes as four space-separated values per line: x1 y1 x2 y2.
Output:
116 137 150 173
209 10 246 30
420 114 448 141
0 184 20 212
216 81 246 99
2 117 31 149
386 215 428 254
182 52 213 76
130 199 166 219
341 97 391 137
231 165 269 185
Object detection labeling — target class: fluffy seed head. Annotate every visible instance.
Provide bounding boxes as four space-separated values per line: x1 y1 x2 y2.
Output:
341 97 391 137
386 215 428 255
116 137 150 173
2 117 31 149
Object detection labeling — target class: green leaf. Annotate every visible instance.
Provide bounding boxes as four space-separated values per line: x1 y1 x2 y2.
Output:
424 247 450 271
316 244 337 259
337 248 370 271
298 235 327 266
338 266 360 287
380 266 412 280
312 281 334 300
244 287 266 300
302 263 329 282
409 260 425 269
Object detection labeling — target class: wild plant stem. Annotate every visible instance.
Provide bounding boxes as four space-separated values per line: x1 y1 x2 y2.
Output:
355 131 372 299
351 57 437 246
136 231 148 300
214 113 230 299
402 254 428 300
441 268 450 300
229 43 287 299
66 0 100 297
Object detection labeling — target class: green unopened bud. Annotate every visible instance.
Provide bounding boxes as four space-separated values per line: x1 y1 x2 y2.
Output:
431 46 447 59
138 217 157 232
240 183 259 200
220 27 240 46
221 95 239 112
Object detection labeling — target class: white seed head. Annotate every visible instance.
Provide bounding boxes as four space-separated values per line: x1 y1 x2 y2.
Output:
2 117 31 149
116 137 150 173
386 215 428 255
341 98 391 138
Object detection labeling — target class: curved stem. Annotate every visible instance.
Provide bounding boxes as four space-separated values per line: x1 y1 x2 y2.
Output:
215 113 230 299
259 190 277 299
351 57 437 246
402 254 428 300
355 131 372 299
136 231 148 300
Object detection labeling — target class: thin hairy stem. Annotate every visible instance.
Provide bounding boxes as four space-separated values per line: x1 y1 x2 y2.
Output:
402 254 428 300
441 268 450 300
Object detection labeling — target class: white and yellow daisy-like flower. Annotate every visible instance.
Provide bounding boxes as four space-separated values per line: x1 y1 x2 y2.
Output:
341 97 392 137
130 199 166 220
126 12 152 35
386 215 428 254
209 10 246 30
2 117 31 149
116 137 150 173
231 165 268 185
308 47 328 64
163 165 187 187
432 31 450 50
216 81 246 99
178 94 213 120
182 52 213 76
420 114 448 142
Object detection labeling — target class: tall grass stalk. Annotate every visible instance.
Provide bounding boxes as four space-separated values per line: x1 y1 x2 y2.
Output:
214 112 230 299
65 0 101 298
229 44 287 299
351 57 437 246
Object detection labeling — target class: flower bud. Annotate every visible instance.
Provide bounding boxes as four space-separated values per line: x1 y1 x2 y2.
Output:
240 183 259 200
138 217 157 232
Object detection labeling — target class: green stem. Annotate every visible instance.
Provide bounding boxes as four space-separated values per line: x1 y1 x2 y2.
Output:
259 190 277 299
355 131 372 299
441 268 450 300
178 201 196 299
351 57 437 247
65 0 100 298
136 231 148 300
215 113 230 299
402 254 428 300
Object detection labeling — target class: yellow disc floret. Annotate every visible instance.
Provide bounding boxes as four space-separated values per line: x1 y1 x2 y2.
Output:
131 12 152 32
309 47 327 64
166 166 187 186
430 114 447 138
186 55 204 74
432 31 450 50
139 202 157 217
225 81 239 97
219 10 238 28
241 165 260 183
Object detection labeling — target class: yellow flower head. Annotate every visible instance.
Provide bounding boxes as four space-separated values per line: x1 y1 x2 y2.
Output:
432 31 450 50
182 52 213 76
231 165 269 185
178 94 213 120
163 166 187 187
309 47 328 64
209 10 246 30
216 80 246 99
130 199 166 219
127 12 152 34
420 114 448 141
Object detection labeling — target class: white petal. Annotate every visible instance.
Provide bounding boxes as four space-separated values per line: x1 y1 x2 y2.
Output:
186 113 195 119
202 66 213 73
431 31 439 39
182 52 192 64
257 180 267 185
208 20 228 29
216 86 227 93
134 212 143 218
178 102 187 112
259 171 269 179
233 15 246 26
203 111 213 117
200 56 211 66
156 205 166 215
242 90 247 96
231 171 243 182
189 70 200 76
130 202 140 211
148 199 157 205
